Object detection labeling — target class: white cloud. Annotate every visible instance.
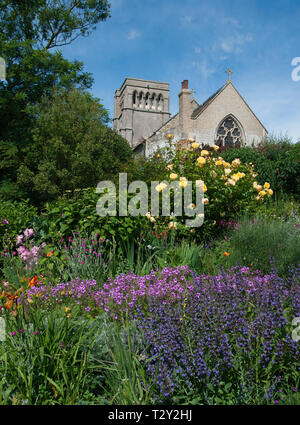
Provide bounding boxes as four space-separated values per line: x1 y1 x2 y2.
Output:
195 47 201 54
221 17 241 27
182 16 193 23
127 29 140 40
192 60 215 78
220 33 253 54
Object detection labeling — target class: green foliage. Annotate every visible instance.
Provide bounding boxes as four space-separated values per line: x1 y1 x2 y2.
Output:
124 155 168 186
0 0 111 199
218 215 300 276
0 200 37 250
16 88 131 203
36 188 146 245
101 320 158 405
0 308 110 405
221 138 300 199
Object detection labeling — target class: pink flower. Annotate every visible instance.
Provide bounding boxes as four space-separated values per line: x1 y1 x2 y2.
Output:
24 228 34 239
16 235 24 245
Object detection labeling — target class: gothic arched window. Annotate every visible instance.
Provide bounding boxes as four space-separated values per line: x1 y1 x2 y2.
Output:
157 94 163 111
150 93 156 109
132 91 137 107
138 92 144 108
145 92 150 109
216 116 242 148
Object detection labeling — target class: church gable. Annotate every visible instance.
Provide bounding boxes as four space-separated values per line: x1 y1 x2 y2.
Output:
191 82 267 146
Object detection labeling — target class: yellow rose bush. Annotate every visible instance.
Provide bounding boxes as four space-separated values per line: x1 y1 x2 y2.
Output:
147 138 273 240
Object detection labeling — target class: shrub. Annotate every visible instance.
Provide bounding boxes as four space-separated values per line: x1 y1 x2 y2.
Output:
0 200 38 253
218 215 300 276
144 138 273 242
16 88 132 204
221 138 300 199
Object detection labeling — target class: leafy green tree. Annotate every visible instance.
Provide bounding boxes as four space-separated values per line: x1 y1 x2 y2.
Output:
0 0 111 196
17 88 132 203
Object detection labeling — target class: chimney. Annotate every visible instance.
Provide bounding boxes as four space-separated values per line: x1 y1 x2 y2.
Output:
178 80 192 137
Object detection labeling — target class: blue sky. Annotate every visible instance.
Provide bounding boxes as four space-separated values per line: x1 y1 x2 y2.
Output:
61 0 300 141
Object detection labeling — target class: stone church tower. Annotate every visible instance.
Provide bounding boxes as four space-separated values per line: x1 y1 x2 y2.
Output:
113 77 171 148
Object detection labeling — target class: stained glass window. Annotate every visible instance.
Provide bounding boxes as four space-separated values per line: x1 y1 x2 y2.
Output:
216 117 242 148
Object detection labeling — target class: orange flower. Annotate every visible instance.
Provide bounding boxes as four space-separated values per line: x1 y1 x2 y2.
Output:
223 252 230 257
5 300 13 309
28 276 39 288
47 251 53 257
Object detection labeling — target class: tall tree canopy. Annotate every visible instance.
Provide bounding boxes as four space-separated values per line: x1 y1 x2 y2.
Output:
17 88 132 204
0 0 111 197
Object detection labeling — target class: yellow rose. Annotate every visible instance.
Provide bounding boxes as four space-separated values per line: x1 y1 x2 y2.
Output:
170 173 178 180
146 212 151 219
224 168 231 176
166 164 174 170
167 134 173 139
201 150 209 157
231 174 240 182
232 158 241 167
216 160 223 166
191 142 200 149
212 144 219 151
195 180 206 192
179 180 188 188
268 189 273 196
253 182 262 191
259 190 266 197
264 182 270 189
202 198 209 205
227 179 236 186
197 157 206 166
169 221 177 230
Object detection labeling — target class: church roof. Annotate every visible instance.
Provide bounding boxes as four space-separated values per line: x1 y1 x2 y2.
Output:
191 85 225 119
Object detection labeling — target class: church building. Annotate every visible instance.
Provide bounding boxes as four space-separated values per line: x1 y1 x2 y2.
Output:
113 71 267 157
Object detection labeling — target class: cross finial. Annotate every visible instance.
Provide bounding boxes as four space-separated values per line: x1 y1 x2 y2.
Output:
226 68 233 82
191 88 196 99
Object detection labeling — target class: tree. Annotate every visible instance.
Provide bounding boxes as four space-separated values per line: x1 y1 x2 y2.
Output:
17 88 132 203
0 0 111 195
